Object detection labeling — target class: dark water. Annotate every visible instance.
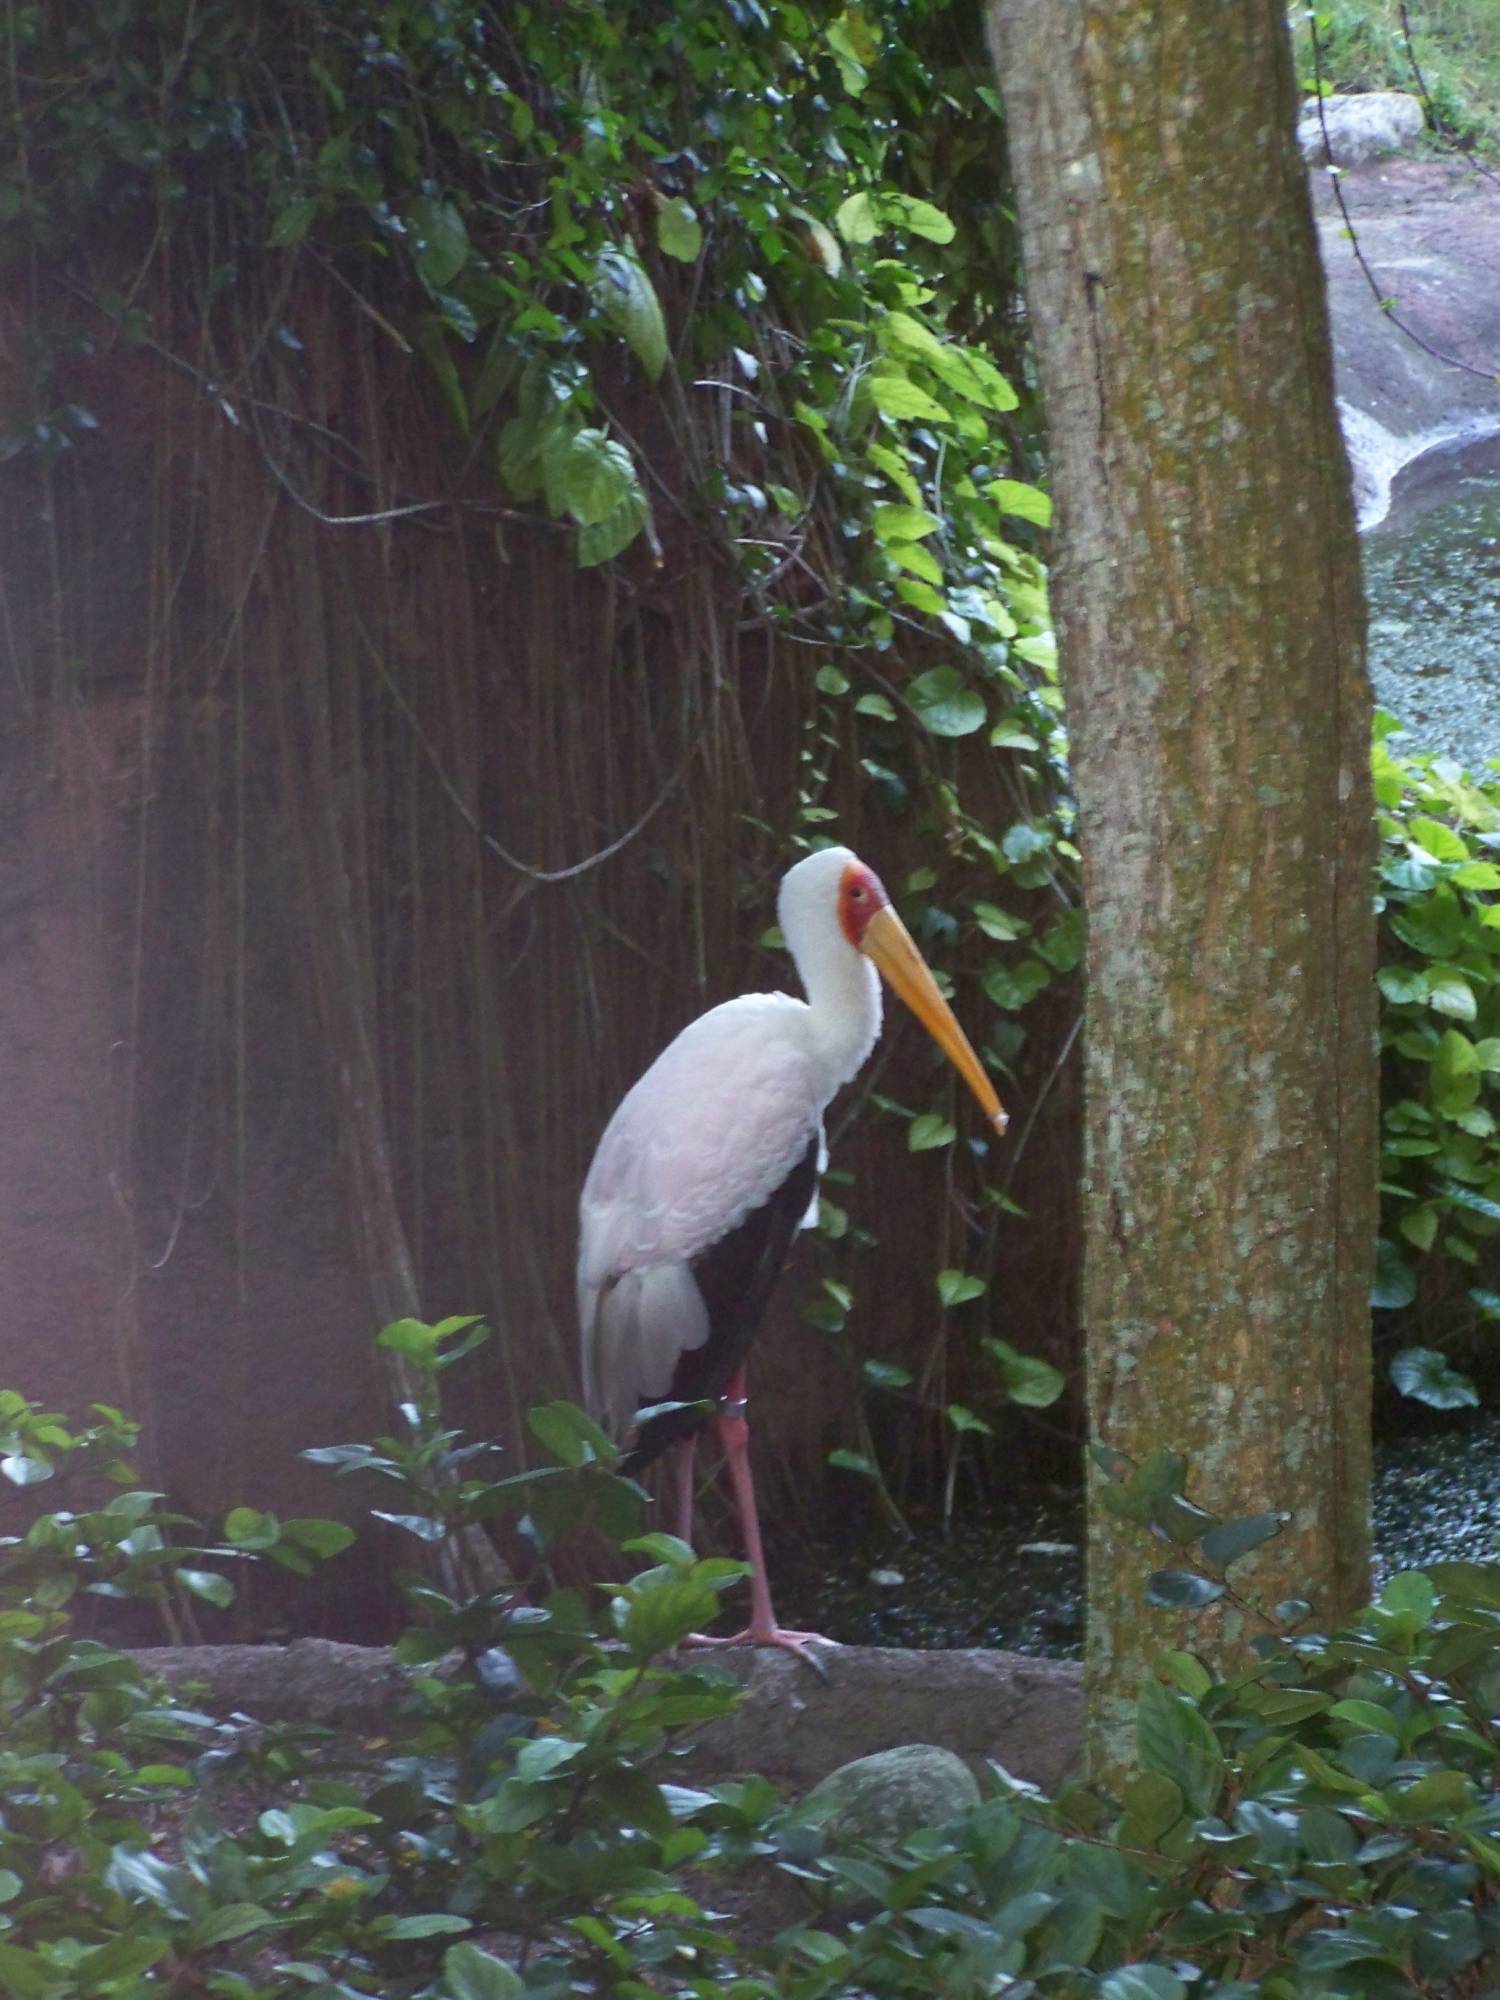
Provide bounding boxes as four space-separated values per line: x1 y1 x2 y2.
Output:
769 1415 1500 1660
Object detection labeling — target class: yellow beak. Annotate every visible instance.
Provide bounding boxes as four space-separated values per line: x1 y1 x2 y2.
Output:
859 905 1008 1136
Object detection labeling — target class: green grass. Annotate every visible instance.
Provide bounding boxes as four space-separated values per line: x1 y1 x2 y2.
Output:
1293 0 1500 150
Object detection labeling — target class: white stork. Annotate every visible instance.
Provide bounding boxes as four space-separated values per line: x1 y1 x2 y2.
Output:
578 845 1006 1658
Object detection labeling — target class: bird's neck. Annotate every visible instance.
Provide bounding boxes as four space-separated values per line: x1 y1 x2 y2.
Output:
795 930 882 1099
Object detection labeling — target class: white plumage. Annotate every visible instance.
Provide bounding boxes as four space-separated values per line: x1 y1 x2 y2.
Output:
579 849 883 1439
574 844 1004 1659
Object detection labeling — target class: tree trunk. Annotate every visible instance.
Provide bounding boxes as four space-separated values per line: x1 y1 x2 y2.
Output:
985 1 1376 1782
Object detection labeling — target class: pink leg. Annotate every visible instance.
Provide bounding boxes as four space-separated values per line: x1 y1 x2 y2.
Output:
671 1434 697 1548
682 1368 838 1669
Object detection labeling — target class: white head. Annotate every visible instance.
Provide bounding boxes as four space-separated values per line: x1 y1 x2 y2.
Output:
775 846 1007 1134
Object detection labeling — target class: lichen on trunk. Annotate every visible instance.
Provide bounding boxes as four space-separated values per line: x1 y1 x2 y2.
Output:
986 0 1377 1782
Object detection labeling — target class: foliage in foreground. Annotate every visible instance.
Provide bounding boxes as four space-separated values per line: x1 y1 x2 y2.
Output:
5 1332 1500 1997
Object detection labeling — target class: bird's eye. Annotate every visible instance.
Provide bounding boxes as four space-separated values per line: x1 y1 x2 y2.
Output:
849 885 866 902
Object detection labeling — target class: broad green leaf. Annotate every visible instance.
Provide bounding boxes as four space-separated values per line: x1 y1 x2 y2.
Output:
1377 964 1426 1005
947 1402 992 1435
872 503 940 542
544 427 639 527
880 309 948 366
973 901 1029 942
577 487 650 566
1409 815 1469 862
1199 1513 1284 1569
987 478 1052 526
834 191 878 243
1432 1028 1481 1116
869 372 950 423
528 1400 616 1467
878 193 956 243
936 1269 986 1307
408 196 469 288
444 1942 525 2000
1136 1677 1224 1816
175 1568 234 1608
906 665 984 737
985 1338 1065 1407
886 538 943 585
1144 1570 1225 1609
592 246 668 381
855 692 897 721
1426 968 1477 1020
268 197 318 249
1399 1203 1438 1252
828 1447 878 1475
983 959 1052 1010
908 1111 956 1151
1390 1346 1478 1409
1372 1237 1417 1309
656 197 702 262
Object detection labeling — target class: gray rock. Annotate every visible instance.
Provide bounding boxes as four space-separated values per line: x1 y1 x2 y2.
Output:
1299 91 1425 166
130 1638 1086 1792
802 1744 981 1847
690 1642 1082 1794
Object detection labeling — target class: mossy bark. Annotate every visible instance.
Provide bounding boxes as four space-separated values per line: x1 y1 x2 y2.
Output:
985 1 1376 1781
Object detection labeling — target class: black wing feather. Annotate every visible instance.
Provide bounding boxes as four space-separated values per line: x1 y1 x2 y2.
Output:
620 1129 821 1474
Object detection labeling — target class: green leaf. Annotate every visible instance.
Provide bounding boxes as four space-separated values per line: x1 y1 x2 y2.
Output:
1399 1203 1438 1252
384 1913 472 1939
986 478 1052 526
887 539 943 585
576 487 650 567
862 1359 912 1389
544 427 639 528
908 1111 956 1151
855 692 896 720
1372 1237 1417 1310
528 1400 616 1467
828 1448 878 1476
191 1904 276 1948
937 1269 986 1307
408 196 469 288
947 1402 992 1436
444 1942 525 2000
656 197 702 262
1432 1028 1482 1116
1377 964 1426 1005
834 191 878 243
1144 1570 1225 1609
175 1568 234 1608
869 373 950 423
1328 1698 1402 1738
268 197 318 249
1409 815 1469 863
973 901 1029 942
878 193 956 243
1136 1677 1224 1816
982 959 1052 1010
1426 968 1477 1020
906 666 985 737
984 1338 1065 1408
592 246 668 381
1099 1969 1186 2000
1199 1513 1284 1570
1390 1346 1478 1409
872 503 940 542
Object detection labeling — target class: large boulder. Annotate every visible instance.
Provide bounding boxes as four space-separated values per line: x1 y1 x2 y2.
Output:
1299 91 1426 166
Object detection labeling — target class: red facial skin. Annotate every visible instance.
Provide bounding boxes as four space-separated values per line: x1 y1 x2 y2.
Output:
837 860 890 949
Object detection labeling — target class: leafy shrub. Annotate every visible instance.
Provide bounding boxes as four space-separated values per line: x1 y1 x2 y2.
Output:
10 1343 1500 1996
1371 723 1500 1399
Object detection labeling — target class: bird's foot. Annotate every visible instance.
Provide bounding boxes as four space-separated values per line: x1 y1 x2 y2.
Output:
681 1626 839 1678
